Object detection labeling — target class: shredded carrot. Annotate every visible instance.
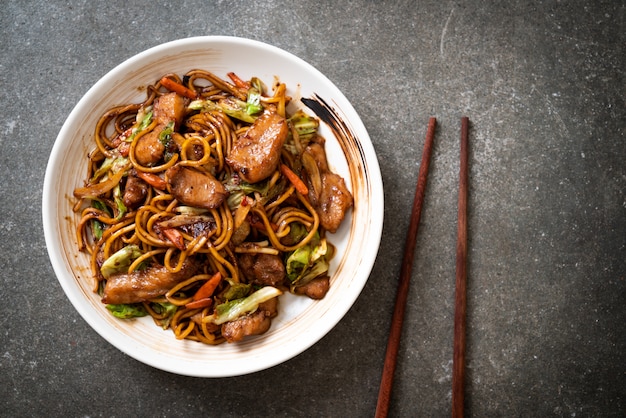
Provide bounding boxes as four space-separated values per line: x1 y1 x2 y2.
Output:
192 272 222 301
280 164 309 195
162 227 185 250
159 76 198 100
185 298 213 310
227 72 250 89
135 171 167 190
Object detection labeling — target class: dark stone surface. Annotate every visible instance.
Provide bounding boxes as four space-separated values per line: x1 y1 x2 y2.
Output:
1 1 623 416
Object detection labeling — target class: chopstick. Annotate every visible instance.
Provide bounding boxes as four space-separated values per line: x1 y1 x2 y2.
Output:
452 116 470 418
375 117 437 418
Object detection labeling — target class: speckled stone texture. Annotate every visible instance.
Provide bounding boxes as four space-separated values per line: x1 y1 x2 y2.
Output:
1 1 624 416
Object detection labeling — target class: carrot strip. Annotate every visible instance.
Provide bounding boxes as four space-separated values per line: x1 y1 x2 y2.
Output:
192 272 222 301
159 77 198 100
185 298 213 310
227 72 250 89
162 227 185 250
136 170 167 190
280 164 309 195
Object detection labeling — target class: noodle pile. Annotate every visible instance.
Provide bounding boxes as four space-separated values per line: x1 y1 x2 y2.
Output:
72 69 350 345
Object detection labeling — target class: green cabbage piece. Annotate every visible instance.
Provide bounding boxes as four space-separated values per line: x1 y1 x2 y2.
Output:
106 303 147 319
222 280 252 301
100 245 142 279
286 236 329 285
151 302 177 329
204 286 282 325
126 109 153 143
189 98 257 123
90 156 129 183
289 110 319 140
90 199 110 240
246 88 263 116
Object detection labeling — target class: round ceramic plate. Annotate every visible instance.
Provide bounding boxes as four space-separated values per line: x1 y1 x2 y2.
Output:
42 36 383 377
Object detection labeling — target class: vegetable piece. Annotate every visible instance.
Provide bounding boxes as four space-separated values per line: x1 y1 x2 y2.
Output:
301 151 322 198
151 302 177 329
280 164 309 195
223 174 273 210
90 156 128 183
113 184 127 220
246 88 263 116
126 110 154 144
232 196 252 229
161 227 185 250
100 244 142 279
159 76 198 100
285 237 330 284
203 286 282 325
158 121 175 145
106 303 147 319
289 110 319 141
192 272 222 301
135 170 167 190
74 164 129 198
189 98 257 123
185 298 213 310
90 199 110 239
227 72 250 89
222 281 251 301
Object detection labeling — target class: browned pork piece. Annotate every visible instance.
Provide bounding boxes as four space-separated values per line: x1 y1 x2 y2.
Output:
237 253 286 286
165 164 227 209
134 92 187 166
101 259 199 304
122 170 148 209
225 112 288 183
303 142 353 233
221 297 279 343
293 276 330 300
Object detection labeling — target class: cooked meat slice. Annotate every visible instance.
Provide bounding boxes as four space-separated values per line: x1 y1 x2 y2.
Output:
293 276 330 300
157 214 217 238
101 259 199 304
303 141 329 172
303 143 353 233
238 253 286 286
165 164 227 209
225 112 288 183
152 92 186 128
134 129 165 166
220 297 279 343
316 172 353 233
122 170 148 209
258 297 279 318
134 93 187 166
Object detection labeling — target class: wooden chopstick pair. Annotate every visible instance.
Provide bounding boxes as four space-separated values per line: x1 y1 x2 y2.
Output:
375 117 470 418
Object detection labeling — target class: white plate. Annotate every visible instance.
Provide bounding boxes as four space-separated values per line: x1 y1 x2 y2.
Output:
42 36 383 377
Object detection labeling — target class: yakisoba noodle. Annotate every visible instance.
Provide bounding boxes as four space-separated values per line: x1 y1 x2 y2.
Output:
73 69 353 345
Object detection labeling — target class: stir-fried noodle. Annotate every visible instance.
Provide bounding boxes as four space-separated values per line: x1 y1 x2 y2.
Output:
72 70 353 344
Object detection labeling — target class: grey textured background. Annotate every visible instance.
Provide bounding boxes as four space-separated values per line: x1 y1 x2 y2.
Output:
1 1 624 416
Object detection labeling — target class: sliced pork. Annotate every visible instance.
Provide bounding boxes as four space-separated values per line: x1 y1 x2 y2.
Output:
303 143 353 233
225 112 288 183
134 92 187 166
238 253 286 286
293 276 330 300
122 170 148 209
165 164 227 209
101 259 199 304
221 298 278 343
